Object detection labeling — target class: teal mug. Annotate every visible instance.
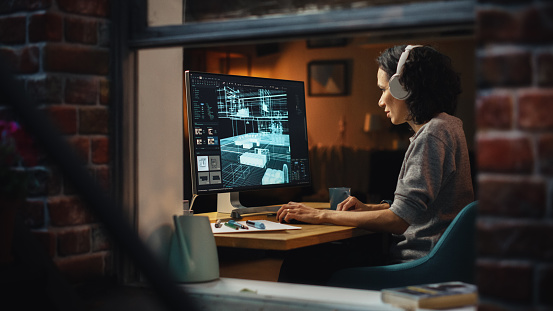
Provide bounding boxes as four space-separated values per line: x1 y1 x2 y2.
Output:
329 187 351 210
169 215 219 283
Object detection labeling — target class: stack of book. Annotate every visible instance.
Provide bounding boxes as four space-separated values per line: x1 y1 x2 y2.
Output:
381 281 478 310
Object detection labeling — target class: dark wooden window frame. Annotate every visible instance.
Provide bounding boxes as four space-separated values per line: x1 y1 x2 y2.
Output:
112 0 475 283
128 0 475 49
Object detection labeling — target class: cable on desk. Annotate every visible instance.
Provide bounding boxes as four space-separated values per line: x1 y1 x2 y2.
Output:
188 194 198 212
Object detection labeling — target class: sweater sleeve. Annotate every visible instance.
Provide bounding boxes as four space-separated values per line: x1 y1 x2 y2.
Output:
390 132 455 225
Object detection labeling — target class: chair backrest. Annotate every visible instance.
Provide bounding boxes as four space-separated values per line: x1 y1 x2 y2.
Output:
326 201 478 290
424 200 478 282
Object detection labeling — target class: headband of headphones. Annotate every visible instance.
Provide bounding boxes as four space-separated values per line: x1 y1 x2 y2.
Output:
389 45 423 100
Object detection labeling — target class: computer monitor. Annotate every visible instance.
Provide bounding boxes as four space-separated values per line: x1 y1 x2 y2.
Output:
184 71 311 213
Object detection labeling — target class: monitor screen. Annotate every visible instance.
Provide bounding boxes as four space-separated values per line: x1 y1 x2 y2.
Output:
185 71 311 211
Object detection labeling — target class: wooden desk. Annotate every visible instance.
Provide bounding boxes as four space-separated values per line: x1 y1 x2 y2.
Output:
201 203 372 251
215 216 370 250
199 203 373 282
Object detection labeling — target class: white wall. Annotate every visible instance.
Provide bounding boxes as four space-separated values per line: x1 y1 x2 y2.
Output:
136 0 183 261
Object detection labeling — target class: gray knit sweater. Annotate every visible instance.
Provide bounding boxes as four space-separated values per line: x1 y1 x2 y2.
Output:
389 113 474 263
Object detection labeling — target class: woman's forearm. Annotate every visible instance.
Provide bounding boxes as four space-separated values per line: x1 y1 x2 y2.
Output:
320 209 408 235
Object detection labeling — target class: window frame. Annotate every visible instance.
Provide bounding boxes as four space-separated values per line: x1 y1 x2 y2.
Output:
113 0 475 283
128 0 475 49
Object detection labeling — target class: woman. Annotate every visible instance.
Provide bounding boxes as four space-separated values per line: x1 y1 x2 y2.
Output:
277 45 474 284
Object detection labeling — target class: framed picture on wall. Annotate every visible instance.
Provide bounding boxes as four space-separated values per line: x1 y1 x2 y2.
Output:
308 60 349 96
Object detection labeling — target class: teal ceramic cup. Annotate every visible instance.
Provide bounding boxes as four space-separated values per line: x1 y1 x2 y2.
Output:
329 187 351 210
169 215 219 283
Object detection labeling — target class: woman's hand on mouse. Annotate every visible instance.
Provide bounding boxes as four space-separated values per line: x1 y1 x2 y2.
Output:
276 202 325 224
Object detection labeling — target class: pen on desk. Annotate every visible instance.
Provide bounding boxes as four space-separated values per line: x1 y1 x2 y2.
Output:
246 220 266 229
224 222 239 230
228 220 248 230
214 219 222 228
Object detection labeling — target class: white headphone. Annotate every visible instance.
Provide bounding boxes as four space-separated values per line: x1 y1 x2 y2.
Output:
389 45 422 100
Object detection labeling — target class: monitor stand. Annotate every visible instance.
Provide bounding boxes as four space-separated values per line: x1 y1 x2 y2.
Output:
217 192 245 214
217 192 281 219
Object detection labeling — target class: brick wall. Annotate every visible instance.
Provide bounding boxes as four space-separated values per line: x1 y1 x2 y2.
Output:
0 0 112 284
476 1 553 309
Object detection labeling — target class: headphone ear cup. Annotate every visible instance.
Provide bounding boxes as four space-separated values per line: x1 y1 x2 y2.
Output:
389 74 410 100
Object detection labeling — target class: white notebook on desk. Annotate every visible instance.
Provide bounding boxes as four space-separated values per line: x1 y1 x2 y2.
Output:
211 220 301 233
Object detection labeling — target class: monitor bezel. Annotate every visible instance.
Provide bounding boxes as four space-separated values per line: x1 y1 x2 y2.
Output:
185 70 311 197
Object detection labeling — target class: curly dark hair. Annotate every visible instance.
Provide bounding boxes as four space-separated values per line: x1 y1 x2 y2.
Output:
376 45 461 125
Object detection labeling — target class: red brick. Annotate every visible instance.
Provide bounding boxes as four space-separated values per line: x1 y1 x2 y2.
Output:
43 105 77 134
29 12 63 42
57 0 109 17
518 89 553 130
27 75 63 104
477 5 553 44
48 196 94 226
91 137 109 164
477 220 553 259
0 16 26 44
476 8 518 44
0 46 38 74
46 166 63 196
520 5 553 43
99 77 109 105
0 46 39 74
65 77 98 105
477 134 534 173
67 136 90 164
537 52 553 87
65 17 98 44
26 167 50 197
58 226 91 256
79 107 109 134
55 252 107 283
538 134 553 175
93 166 110 191
19 46 40 73
478 176 546 218
477 50 532 87
476 93 513 130
477 259 533 302
43 44 109 75
0 47 19 73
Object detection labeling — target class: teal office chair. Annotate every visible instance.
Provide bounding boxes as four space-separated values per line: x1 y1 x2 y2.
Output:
327 201 478 290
